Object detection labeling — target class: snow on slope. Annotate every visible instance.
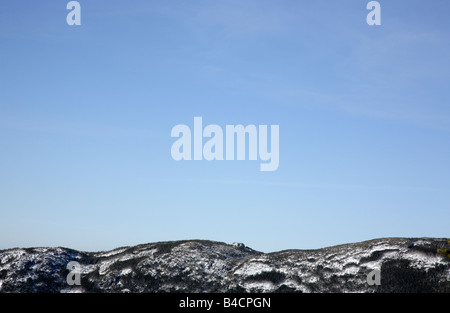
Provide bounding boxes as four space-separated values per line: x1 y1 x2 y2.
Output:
0 238 448 293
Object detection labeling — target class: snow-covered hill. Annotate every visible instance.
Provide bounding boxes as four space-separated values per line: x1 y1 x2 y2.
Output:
0 238 448 293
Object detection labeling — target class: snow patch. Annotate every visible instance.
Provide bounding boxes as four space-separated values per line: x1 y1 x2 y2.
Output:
60 288 83 293
244 281 274 292
120 268 132 276
96 248 128 258
234 262 274 276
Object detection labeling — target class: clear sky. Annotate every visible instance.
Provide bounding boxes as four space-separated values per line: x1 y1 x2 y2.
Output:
0 1 449 253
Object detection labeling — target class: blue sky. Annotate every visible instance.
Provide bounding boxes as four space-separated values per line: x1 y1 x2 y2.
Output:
0 1 449 252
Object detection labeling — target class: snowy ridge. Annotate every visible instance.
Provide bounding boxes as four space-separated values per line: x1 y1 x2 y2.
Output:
0 238 448 293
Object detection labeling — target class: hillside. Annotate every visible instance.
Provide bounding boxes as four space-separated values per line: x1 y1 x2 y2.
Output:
0 238 448 293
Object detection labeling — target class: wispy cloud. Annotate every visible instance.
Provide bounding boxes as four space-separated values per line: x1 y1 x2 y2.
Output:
192 2 290 38
181 178 444 192
0 113 156 139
